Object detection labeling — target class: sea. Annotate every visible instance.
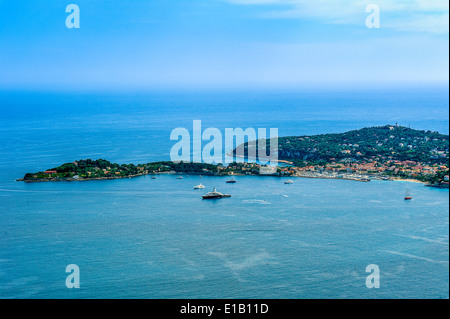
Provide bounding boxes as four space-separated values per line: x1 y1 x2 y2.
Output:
0 87 448 299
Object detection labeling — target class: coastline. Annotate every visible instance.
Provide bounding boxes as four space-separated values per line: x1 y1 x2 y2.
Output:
16 154 447 187
293 174 370 182
16 173 147 183
390 178 427 184
17 170 435 185
226 152 293 165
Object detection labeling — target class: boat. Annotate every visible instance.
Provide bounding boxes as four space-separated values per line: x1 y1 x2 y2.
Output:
226 178 237 184
405 189 412 200
202 188 231 199
194 183 205 189
151 176 156 179
284 180 293 184
176 176 183 179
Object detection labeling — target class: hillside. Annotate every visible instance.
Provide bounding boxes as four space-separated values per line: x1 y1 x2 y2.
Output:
240 125 449 167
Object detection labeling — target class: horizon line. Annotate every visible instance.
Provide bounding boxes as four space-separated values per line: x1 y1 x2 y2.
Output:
0 81 449 94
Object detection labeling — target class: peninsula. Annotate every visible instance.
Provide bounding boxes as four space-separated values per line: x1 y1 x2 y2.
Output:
18 125 449 187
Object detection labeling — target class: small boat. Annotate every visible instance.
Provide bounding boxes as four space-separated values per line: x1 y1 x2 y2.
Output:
405 189 412 200
284 180 293 184
194 183 205 189
176 176 183 179
202 188 231 199
151 176 156 179
226 178 237 184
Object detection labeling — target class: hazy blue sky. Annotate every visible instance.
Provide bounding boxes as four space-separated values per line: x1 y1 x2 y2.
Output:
0 0 448 90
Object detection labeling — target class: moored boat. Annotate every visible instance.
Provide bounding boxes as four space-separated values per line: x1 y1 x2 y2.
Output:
202 188 231 199
405 189 412 200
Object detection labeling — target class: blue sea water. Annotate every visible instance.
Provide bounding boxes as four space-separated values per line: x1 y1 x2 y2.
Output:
0 88 448 299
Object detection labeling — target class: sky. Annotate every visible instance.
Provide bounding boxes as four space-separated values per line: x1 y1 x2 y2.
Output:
0 0 448 90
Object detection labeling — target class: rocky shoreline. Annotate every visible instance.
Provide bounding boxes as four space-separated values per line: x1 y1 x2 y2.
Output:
425 182 449 189
16 171 418 184
16 173 147 183
16 158 447 186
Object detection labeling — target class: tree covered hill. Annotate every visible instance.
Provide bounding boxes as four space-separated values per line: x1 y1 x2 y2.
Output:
240 125 449 166
22 159 220 180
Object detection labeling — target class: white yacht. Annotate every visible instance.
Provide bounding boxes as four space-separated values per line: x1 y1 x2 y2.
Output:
194 183 205 189
284 179 293 184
